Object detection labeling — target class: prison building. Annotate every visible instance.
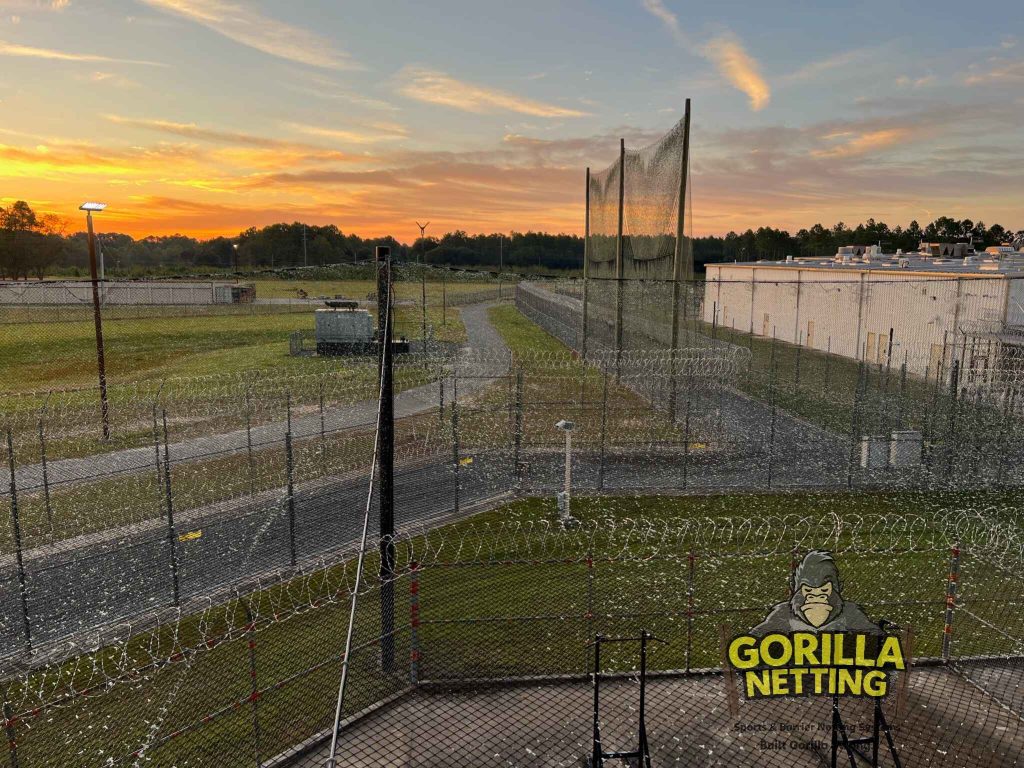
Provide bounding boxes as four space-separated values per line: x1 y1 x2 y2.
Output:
0 279 256 306
704 251 1024 384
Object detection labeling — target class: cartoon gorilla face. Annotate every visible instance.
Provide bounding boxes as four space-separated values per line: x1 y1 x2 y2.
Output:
790 551 844 628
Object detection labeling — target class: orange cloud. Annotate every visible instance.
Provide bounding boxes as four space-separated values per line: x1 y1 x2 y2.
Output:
812 128 915 158
703 35 771 111
396 66 589 118
138 0 359 70
0 39 163 66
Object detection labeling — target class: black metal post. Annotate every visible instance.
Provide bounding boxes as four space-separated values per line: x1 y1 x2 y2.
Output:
451 373 460 518
767 359 777 488
598 368 609 490
37 417 52 534
513 369 523 486
85 211 110 441
824 336 831 389
614 138 625 381
285 393 296 567
245 387 255 496
161 411 180 606
421 269 428 349
6 431 31 655
946 359 960 479
3 699 18 768
319 382 327 468
682 363 692 489
241 598 261 766
376 246 396 673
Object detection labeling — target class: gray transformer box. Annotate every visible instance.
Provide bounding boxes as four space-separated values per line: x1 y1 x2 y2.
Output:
315 307 375 355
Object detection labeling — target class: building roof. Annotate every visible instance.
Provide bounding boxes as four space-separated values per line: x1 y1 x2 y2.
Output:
709 254 1024 278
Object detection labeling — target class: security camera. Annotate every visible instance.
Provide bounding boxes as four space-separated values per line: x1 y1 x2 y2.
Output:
554 419 575 432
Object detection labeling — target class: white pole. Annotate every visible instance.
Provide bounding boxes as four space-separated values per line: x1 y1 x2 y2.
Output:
564 430 572 500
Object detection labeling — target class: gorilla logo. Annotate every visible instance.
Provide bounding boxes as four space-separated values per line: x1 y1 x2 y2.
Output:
751 550 879 636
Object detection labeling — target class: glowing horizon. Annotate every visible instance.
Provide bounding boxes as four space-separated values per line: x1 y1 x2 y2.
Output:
1 1 1021 243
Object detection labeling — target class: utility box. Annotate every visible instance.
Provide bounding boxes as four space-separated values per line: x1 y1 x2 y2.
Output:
315 302 374 355
889 430 923 468
860 436 889 469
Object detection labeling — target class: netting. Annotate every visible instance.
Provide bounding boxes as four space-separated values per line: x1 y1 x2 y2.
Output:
586 117 687 281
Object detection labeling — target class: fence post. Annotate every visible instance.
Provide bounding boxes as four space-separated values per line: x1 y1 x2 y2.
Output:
3 699 18 768
847 360 864 490
6 431 31 656
824 336 831 390
241 598 262 767
245 386 255 497
513 370 523 486
946 360 961 479
161 410 180 607
766 362 777 489
685 548 695 673
285 393 297 568
438 377 445 427
682 364 692 490
319 382 327 469
409 560 421 685
794 333 802 389
585 553 595 672
451 374 460 517
441 273 447 327
941 542 961 662
598 368 609 491
37 417 52 535
421 270 428 350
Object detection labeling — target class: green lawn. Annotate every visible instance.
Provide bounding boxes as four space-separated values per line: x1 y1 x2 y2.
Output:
6 490 1019 767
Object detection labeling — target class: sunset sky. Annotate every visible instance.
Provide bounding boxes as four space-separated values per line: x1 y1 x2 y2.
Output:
1 0 1022 241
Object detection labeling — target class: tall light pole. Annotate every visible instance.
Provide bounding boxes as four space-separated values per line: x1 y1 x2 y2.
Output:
415 221 430 263
303 224 308 268
80 202 110 440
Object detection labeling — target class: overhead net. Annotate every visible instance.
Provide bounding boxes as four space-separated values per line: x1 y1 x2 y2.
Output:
586 117 688 282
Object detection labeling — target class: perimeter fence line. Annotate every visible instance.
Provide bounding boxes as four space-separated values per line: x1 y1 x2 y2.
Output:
1 511 1022 767
3 337 1024 662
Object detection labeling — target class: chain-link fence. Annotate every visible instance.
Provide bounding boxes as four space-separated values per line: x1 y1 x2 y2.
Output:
3 274 1024 766
0 263 516 395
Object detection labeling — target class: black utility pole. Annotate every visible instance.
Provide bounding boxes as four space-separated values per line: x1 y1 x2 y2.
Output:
376 246 396 672
84 208 110 440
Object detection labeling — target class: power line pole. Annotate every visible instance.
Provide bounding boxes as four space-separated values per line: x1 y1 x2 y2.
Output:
303 224 308 268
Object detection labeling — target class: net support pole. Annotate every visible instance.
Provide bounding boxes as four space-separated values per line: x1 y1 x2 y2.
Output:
614 139 625 381
669 99 691 422
376 246 396 673
581 167 590 362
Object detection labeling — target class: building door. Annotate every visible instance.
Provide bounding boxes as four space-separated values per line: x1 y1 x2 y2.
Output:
865 332 876 361
806 320 815 349
762 312 770 337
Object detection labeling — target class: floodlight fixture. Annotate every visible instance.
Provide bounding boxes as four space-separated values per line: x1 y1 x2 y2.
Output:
555 419 575 432
79 202 107 212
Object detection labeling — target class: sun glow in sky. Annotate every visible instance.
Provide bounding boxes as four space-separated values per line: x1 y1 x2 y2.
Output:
0 0 1022 241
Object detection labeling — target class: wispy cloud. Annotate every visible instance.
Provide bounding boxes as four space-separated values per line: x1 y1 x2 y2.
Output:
0 39 163 65
783 49 870 82
639 1 770 111
285 122 409 145
812 127 915 158
965 58 1024 85
138 0 359 70
396 66 589 118
640 0 687 45
703 35 770 111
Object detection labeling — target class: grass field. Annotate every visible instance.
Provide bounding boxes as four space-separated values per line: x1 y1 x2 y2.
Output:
7 489 1020 767
0 278 502 394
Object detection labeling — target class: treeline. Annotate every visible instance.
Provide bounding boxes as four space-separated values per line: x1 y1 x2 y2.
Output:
2 199 1021 280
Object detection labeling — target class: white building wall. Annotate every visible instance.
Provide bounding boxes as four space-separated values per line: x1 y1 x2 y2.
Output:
0 280 234 305
704 264 1012 380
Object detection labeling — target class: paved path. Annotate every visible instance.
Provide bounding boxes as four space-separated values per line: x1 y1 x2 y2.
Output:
3 302 509 492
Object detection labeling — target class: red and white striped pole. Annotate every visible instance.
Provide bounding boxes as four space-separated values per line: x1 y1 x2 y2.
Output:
942 542 961 662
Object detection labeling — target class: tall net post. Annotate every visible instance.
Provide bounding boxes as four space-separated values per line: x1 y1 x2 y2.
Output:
669 99 692 421
581 166 590 363
615 138 625 380
376 246 396 672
